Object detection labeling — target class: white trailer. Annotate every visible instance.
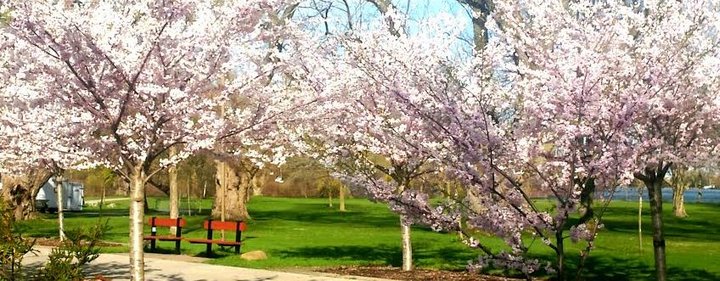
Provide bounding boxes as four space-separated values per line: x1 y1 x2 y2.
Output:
36 179 84 212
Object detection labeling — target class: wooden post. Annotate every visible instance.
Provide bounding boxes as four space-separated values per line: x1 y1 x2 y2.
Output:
175 217 182 254
187 182 191 217
206 220 213 256
150 217 157 251
235 221 242 254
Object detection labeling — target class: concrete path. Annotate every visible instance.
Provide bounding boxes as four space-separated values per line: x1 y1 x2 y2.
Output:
24 246 391 281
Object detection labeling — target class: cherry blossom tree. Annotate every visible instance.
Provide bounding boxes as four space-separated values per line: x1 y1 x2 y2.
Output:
0 58 93 221
309 1 719 280
207 1 335 222
0 1 290 279
493 1 719 280
299 11 469 272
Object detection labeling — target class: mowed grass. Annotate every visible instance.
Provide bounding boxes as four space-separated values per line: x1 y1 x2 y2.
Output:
16 197 720 280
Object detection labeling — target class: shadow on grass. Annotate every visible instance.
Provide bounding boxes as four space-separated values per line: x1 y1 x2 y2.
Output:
250 207 399 229
62 211 129 218
276 245 401 266
280 243 719 281
574 255 720 281
600 203 720 239
276 244 476 269
523 251 720 281
191 245 245 259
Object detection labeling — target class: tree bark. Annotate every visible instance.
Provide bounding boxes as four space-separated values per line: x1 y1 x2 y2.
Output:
646 178 667 281
457 0 493 51
400 217 413 271
168 146 180 233
556 229 565 281
638 190 643 253
339 185 346 212
212 159 251 221
0 169 53 220
128 168 146 281
251 171 265 197
56 176 65 241
101 182 106 212
366 0 402 36
670 167 691 218
636 165 669 281
398 184 413 271
672 185 687 218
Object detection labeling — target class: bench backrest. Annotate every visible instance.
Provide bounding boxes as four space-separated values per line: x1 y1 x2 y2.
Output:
148 217 187 227
203 220 247 232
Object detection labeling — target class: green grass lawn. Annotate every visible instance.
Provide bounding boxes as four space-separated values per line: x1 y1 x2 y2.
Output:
16 197 720 280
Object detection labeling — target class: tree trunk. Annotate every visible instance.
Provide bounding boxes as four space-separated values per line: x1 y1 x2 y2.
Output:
461 0 492 51
638 190 643 253
100 182 106 213
128 168 146 281
637 166 669 281
339 185 346 212
646 178 667 281
212 159 251 221
400 217 413 271
328 192 333 207
169 146 180 233
0 170 53 220
398 184 412 271
556 230 565 281
466 189 486 214
252 172 265 196
672 185 687 218
56 177 65 241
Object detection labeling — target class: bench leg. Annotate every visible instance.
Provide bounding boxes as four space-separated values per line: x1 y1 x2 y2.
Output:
206 243 212 256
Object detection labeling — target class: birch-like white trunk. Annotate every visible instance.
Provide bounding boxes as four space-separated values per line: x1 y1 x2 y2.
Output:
400 218 413 271
168 146 179 233
129 168 146 281
56 177 65 241
398 184 412 271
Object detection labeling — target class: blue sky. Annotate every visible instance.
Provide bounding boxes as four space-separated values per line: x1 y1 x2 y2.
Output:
295 0 475 53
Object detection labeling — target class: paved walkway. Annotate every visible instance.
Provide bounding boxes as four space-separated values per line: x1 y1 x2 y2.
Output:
24 247 391 281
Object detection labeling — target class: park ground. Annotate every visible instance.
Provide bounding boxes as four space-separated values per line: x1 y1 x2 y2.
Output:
16 197 720 281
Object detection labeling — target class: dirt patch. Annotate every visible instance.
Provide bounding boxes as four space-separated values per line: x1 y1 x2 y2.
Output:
319 266 520 281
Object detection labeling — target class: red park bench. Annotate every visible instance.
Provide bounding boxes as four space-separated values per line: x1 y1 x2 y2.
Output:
143 217 186 254
186 220 246 256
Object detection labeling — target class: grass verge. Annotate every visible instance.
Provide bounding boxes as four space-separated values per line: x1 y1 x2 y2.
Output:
17 197 720 280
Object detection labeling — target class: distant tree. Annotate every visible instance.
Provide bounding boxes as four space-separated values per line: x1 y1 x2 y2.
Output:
669 166 703 218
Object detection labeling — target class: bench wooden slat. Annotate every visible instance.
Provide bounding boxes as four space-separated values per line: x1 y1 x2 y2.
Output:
148 217 186 227
193 220 246 255
144 235 182 241
186 238 241 246
203 220 246 231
